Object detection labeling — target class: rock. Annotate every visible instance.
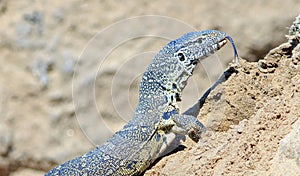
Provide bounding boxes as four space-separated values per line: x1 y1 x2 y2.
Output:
288 14 300 36
236 119 248 134
269 119 300 175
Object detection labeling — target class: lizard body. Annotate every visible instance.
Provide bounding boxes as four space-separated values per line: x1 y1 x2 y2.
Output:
46 30 239 176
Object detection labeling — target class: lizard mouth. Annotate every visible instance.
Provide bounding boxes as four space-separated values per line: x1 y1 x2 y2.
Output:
217 39 227 50
216 37 239 64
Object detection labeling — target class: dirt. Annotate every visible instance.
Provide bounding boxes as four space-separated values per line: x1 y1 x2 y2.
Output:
0 1 299 176
145 28 300 175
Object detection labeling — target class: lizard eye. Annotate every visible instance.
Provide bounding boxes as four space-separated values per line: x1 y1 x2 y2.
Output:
177 52 185 61
196 38 202 44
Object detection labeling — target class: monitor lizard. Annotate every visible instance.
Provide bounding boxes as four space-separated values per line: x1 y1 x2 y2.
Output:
45 30 239 176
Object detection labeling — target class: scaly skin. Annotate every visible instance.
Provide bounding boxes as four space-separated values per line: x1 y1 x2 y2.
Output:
45 30 239 176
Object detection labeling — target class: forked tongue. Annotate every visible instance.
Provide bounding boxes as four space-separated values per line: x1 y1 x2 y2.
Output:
225 36 240 65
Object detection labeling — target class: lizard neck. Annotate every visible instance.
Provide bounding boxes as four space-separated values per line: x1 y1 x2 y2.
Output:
132 53 191 122
134 71 182 118
135 80 169 115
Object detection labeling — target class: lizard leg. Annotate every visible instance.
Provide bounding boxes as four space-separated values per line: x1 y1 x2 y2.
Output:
171 114 206 142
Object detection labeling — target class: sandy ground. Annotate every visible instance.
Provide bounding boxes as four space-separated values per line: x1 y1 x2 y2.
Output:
0 1 299 175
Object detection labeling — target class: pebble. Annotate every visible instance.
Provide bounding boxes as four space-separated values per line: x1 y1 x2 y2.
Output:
237 119 248 134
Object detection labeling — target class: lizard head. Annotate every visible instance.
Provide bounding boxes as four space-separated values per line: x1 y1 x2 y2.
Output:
155 30 238 92
141 30 238 104
171 30 227 75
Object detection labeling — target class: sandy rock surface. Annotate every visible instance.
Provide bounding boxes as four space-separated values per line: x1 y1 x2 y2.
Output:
145 30 300 175
0 1 299 175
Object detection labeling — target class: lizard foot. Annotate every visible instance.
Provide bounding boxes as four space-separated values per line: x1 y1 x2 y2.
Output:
171 114 206 143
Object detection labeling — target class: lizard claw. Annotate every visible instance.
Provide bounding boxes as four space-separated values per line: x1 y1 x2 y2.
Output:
188 126 205 143
172 114 206 143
